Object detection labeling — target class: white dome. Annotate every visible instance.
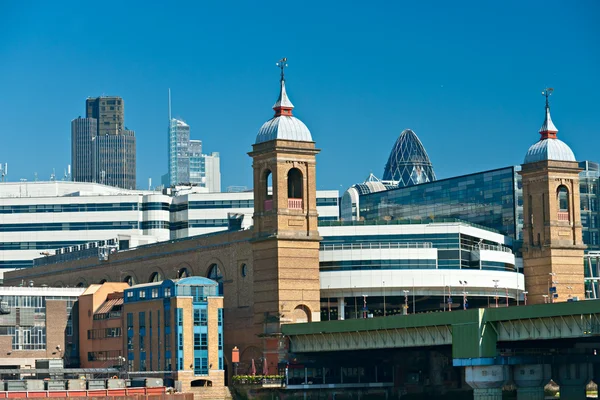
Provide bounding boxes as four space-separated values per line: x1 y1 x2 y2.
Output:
255 115 313 144
524 138 576 164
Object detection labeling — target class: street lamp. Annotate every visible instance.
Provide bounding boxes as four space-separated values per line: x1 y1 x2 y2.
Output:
523 291 528 305
459 281 468 310
403 290 409 315
327 285 331 321
549 272 557 303
493 280 499 308
566 286 573 300
586 289 593 300
543 294 549 304
505 287 509 307
447 285 453 312
362 295 368 318
383 281 386 317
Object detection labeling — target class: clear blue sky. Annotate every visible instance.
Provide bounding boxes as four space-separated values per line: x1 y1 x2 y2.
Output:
1 1 598 191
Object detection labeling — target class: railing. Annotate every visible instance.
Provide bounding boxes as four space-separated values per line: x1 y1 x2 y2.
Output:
462 243 513 254
558 211 570 221
264 199 273 211
288 198 303 209
320 242 433 251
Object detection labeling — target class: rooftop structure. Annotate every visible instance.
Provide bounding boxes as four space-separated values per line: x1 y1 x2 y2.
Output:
255 58 312 144
382 129 436 187
524 88 576 164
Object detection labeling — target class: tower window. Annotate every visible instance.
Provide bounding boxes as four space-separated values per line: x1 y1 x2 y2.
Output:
287 168 303 210
264 169 273 211
557 186 569 221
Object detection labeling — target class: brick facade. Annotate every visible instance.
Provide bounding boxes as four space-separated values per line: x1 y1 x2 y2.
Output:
521 159 586 304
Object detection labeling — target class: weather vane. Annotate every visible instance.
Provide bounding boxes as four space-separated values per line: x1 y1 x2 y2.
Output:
542 87 554 108
276 58 288 81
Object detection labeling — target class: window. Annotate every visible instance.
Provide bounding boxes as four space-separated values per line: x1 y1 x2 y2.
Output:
200 333 207 350
194 309 201 326
287 168 303 199
139 290 146 299
139 312 146 328
165 287 172 297
240 263 247 278
218 309 223 327
558 186 569 211
194 333 201 350
178 333 183 350
151 288 159 298
218 333 222 350
200 309 208 326
177 308 183 326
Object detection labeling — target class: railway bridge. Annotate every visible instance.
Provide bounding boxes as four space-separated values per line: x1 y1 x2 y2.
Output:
282 300 600 399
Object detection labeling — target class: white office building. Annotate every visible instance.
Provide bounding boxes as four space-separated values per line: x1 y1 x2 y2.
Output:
0 181 339 278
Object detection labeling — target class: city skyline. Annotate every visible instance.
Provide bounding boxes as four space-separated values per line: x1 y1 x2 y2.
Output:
0 1 598 191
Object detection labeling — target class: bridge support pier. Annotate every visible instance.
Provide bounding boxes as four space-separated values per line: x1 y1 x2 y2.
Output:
465 365 509 400
553 363 591 400
513 364 550 400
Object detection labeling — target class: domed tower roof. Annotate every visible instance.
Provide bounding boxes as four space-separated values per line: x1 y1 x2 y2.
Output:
524 89 576 164
255 58 312 144
382 129 436 187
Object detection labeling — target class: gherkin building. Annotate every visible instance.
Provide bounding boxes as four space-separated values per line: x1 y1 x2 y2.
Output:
382 129 436 187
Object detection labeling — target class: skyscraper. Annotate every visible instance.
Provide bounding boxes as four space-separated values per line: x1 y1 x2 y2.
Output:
71 117 97 183
71 96 137 189
166 91 221 191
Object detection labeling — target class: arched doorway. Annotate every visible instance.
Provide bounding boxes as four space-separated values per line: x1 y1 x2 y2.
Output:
291 305 311 323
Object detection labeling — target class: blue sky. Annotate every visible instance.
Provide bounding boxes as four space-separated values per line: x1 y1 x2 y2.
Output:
0 1 598 191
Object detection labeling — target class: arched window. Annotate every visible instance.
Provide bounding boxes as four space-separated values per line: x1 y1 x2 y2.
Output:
287 168 303 210
557 186 569 221
177 268 190 279
149 272 162 283
99 279 107 284
264 169 273 211
208 264 224 295
123 275 136 286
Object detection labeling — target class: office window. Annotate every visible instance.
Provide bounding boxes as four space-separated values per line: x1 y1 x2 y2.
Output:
218 333 222 350
200 333 207 350
200 309 207 326
194 309 200 326
177 308 183 326
178 333 183 350
139 312 146 328
194 333 201 350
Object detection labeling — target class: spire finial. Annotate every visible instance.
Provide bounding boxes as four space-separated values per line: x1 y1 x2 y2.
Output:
276 58 288 82
273 58 294 116
539 87 558 138
542 87 553 110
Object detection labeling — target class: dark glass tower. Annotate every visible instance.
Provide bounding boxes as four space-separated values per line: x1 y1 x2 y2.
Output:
383 129 436 187
72 96 136 189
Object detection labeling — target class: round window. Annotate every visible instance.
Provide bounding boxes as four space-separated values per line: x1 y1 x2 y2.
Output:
241 264 247 278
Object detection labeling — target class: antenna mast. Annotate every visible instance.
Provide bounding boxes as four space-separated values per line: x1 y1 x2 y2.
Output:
168 88 172 121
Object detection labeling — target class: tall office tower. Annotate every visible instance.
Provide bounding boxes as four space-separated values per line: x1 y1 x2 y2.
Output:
86 96 125 136
168 118 191 186
166 91 221 191
188 139 202 184
92 130 136 189
202 152 221 192
72 96 137 189
71 117 97 182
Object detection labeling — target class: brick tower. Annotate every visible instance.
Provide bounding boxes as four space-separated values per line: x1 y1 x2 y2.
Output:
248 59 321 367
520 88 585 304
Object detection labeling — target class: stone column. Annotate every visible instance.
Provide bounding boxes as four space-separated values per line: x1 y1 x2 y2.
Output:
338 297 345 320
553 363 591 400
513 364 550 400
465 365 510 400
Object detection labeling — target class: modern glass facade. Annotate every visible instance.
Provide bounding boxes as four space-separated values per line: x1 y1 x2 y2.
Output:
382 129 436 187
360 167 523 240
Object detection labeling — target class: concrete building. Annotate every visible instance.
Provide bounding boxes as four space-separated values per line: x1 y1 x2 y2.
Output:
123 277 224 391
0 285 84 369
521 89 585 304
78 282 129 368
72 96 137 190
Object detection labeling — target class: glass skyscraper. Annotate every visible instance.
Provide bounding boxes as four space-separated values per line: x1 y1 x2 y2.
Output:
382 129 436 187
167 119 221 192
